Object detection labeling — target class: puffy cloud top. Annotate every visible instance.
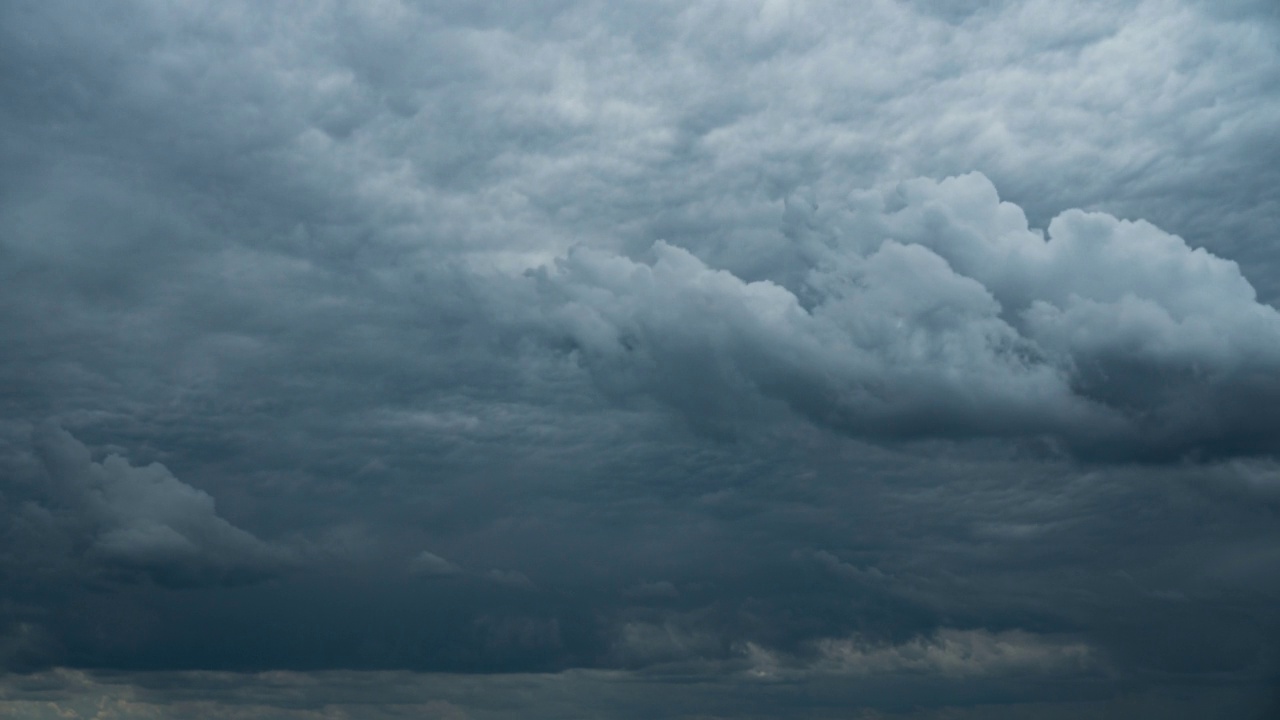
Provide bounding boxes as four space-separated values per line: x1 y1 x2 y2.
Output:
536 173 1280 460
32 424 291 587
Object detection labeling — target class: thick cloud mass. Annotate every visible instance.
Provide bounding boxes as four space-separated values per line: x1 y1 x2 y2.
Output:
536 172 1280 459
1 0 1279 717
19 425 291 588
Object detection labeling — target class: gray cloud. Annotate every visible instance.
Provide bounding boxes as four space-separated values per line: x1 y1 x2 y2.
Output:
0 0 1278 717
409 550 462 578
23 424 292 588
1 663 1272 720
533 172 1280 459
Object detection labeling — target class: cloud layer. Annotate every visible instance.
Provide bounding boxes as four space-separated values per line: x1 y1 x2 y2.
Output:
1 0 1278 717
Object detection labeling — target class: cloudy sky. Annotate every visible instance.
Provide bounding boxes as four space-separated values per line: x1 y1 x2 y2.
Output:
2 0 1280 717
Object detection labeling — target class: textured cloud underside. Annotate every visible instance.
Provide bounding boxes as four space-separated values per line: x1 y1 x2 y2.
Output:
536 173 1280 460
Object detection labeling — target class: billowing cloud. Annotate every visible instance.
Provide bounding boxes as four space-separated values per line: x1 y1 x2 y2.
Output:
534 172 1280 460
27 424 291 587
0 0 1277 717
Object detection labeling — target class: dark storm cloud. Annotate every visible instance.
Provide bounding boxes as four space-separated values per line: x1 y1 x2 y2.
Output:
533 172 1280 459
1 0 1279 718
20 423 292 587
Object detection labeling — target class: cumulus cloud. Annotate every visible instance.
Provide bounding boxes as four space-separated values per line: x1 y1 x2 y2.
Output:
28 424 291 587
535 172 1280 460
0 0 1277 716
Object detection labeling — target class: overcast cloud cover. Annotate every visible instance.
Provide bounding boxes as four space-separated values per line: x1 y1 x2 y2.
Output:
2 0 1280 717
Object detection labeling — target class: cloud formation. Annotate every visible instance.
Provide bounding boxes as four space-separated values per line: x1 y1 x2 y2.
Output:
535 172 1280 459
25 424 291 587
0 0 1278 717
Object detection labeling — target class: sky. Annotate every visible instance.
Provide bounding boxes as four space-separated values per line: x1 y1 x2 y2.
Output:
2 0 1280 718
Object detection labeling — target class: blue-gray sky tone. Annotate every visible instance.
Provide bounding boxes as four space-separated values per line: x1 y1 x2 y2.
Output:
2 0 1280 717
